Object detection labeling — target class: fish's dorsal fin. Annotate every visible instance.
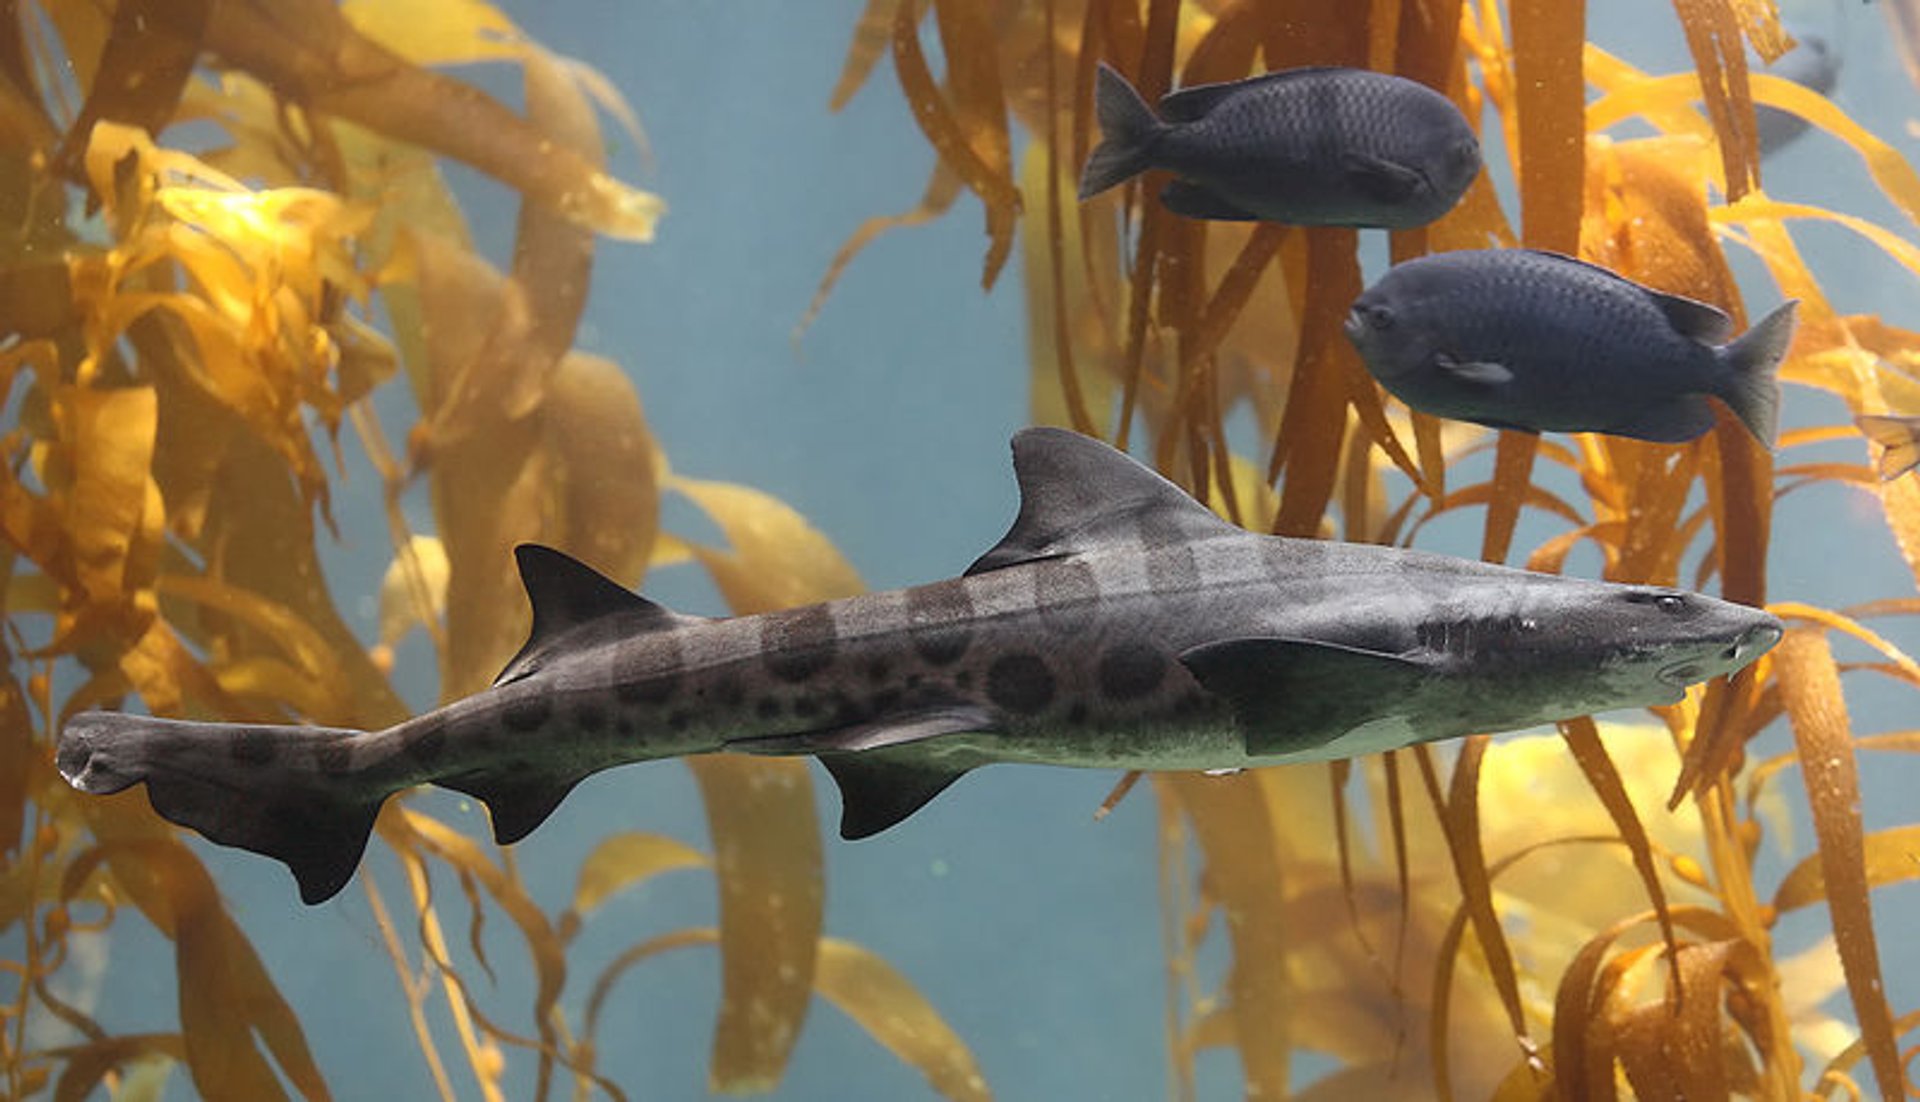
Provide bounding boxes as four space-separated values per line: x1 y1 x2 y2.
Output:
965 428 1237 576
497 545 693 684
1518 248 1735 343
1158 66 1344 122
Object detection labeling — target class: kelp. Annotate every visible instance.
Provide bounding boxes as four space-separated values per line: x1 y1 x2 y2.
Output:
819 0 1920 1097
2 3 984 1100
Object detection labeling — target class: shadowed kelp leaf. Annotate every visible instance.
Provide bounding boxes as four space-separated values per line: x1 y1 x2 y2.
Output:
669 474 866 611
813 937 991 1102
560 831 708 939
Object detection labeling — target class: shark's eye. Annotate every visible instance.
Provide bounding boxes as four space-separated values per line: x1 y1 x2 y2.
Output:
1655 594 1686 614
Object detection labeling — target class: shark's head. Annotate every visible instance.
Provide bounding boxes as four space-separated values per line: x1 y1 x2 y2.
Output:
1506 582 1782 714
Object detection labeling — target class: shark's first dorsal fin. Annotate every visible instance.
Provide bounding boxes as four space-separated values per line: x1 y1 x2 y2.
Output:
497 545 693 685
965 428 1237 575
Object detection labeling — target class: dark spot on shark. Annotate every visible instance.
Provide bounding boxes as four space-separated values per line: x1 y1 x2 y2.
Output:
794 696 822 719
1099 642 1166 700
504 696 553 732
905 673 924 690
615 717 635 738
830 692 863 726
575 703 607 732
1037 559 1099 634
866 657 892 682
408 727 448 763
230 728 277 766
755 697 782 720
905 580 974 665
667 710 690 733
617 672 678 706
869 687 903 714
710 677 746 709
761 605 839 682
954 670 974 690
1067 701 1089 725
1176 690 1208 716
988 653 1055 714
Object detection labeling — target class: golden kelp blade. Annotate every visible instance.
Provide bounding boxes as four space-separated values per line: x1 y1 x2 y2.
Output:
1853 414 1920 480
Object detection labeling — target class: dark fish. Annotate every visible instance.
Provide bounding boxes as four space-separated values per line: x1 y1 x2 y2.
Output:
57 430 1781 904
1757 32 1840 155
1078 62 1481 228
1343 248 1798 445
1854 413 1920 478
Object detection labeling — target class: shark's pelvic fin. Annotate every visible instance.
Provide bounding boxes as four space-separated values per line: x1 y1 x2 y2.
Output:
441 770 586 845
499 544 702 685
821 753 973 840
1179 637 1440 757
966 428 1237 575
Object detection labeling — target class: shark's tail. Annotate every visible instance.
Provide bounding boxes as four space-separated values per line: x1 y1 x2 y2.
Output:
58 711 389 905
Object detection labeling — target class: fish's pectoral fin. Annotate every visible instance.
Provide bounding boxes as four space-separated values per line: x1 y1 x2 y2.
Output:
1341 151 1425 203
1856 414 1920 480
1434 353 1513 386
440 769 586 845
1179 637 1438 758
1606 395 1718 444
821 753 973 840
1158 180 1261 221
967 428 1237 576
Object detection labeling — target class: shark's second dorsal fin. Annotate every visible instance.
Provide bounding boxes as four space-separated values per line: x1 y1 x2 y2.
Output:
497 545 694 685
965 428 1237 575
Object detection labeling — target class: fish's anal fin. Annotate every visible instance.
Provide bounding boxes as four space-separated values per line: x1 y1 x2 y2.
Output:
1179 637 1438 758
821 754 973 840
500 545 695 685
966 428 1237 576
1341 150 1425 203
1434 354 1513 387
440 769 585 845
1159 180 1261 221
1606 394 1718 444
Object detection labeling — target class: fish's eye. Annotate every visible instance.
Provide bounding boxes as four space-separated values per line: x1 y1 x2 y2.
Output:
1360 303 1394 330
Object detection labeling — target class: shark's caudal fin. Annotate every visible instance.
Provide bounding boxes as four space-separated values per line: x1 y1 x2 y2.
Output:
967 427 1238 575
58 712 384 904
1717 299 1798 448
1078 62 1166 200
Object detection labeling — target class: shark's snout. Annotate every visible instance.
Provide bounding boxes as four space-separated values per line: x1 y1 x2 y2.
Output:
1728 621 1783 666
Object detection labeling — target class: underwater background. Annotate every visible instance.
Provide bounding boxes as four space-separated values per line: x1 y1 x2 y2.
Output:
9 0 1920 1098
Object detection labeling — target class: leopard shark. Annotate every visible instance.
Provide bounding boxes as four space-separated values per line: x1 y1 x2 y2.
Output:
57 428 1782 903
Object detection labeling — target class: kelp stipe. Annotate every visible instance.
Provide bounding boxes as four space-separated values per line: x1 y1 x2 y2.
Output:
821 2 1920 1097
2 3 983 1100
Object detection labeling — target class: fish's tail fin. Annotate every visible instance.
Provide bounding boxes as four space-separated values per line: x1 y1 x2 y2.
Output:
1079 62 1165 199
58 711 388 905
1719 299 1798 447
1856 413 1920 480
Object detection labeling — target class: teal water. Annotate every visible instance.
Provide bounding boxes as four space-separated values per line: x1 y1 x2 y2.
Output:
38 0 1920 1098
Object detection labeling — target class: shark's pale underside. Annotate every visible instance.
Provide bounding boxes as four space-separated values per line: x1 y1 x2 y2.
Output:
58 429 1782 903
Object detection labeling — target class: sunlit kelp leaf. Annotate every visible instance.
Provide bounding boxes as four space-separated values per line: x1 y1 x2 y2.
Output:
544 352 658 588
813 937 992 1102
1774 629 1903 1099
1510 0 1585 251
560 832 708 938
203 0 661 242
1772 825 1920 913
376 533 449 649
53 384 157 614
1157 771 1292 1096
668 475 865 611
341 0 522 65
685 757 823 1092
1670 0 1762 202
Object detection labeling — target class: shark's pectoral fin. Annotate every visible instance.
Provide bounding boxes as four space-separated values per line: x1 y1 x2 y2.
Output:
1179 637 1438 758
822 754 974 840
725 706 994 755
441 770 586 845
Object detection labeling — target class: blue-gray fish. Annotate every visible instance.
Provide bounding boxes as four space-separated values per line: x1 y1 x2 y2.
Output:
1344 248 1798 445
57 429 1781 904
1757 32 1839 155
1078 62 1481 228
